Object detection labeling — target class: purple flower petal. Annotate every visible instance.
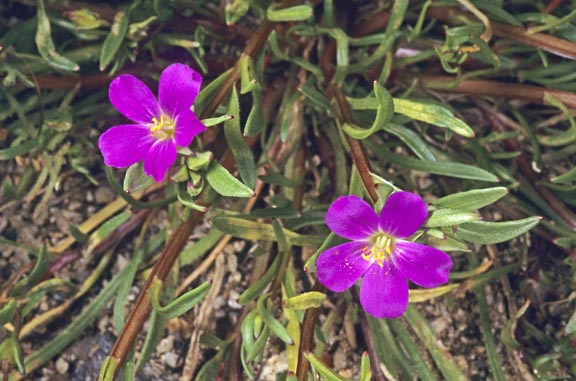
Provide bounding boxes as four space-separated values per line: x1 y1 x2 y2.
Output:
174 109 206 147
379 191 428 239
158 63 202 118
109 75 160 124
393 241 453 288
98 124 154 168
360 261 408 318
326 195 379 240
143 140 177 182
317 241 372 292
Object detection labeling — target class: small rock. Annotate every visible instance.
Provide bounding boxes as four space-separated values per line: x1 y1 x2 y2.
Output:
94 187 114 204
55 357 69 374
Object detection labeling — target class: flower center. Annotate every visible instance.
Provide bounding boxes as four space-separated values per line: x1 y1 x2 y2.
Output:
150 114 175 140
362 233 395 267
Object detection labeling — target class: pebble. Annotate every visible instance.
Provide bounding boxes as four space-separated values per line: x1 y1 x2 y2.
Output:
94 187 114 204
55 357 69 374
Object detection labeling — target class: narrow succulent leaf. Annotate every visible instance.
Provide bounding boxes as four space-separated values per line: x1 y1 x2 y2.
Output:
257 295 293 345
388 319 438 381
238 254 281 304
35 0 79 71
432 187 508 211
0 138 39 160
298 80 336 115
551 166 576 184
179 229 225 266
425 208 481 227
202 114 233 127
241 309 259 351
383 123 436 161
404 305 468 381
408 284 458 302
224 88 256 188
455 217 541 244
123 162 154 193
267 4 313 21
114 230 165 331
244 87 265 136
368 143 499 182
225 0 250 25
212 215 323 246
283 291 326 310
272 219 289 252
304 352 347 381
99 11 129 70
359 352 372 381
206 161 254 198
150 277 211 319
194 68 233 115
284 308 300 372
10 246 49 298
0 299 17 326
137 308 167 372
239 54 257 94
98 356 120 381
473 256 508 381
343 82 394 139
85 210 132 255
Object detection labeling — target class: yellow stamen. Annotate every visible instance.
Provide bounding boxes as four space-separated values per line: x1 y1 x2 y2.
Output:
150 114 175 139
362 234 394 267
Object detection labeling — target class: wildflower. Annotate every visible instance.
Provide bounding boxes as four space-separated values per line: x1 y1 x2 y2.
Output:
98 63 206 182
317 192 453 318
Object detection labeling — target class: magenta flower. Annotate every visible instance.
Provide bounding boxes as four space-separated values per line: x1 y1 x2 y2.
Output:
317 192 453 318
98 63 206 182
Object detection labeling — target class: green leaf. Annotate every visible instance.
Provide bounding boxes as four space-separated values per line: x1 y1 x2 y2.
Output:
194 68 233 115
179 229 225 266
0 299 17 326
85 211 132 255
409 284 458 302
212 215 323 246
425 208 480 227
224 88 256 188
0 336 25 375
238 254 281 305
383 123 436 161
359 352 372 381
123 162 154 193
99 11 129 70
394 98 475 137
283 292 326 310
272 219 288 252
367 144 499 182
348 96 475 137
205 161 254 198
343 82 394 139
239 54 257 94
150 278 211 320
298 80 336 115
432 187 509 211
455 217 541 244
35 0 79 71
0 138 39 161
10 246 49 298
244 87 265 137
267 4 313 22
225 0 250 25
304 352 347 381
201 114 233 127
257 295 293 345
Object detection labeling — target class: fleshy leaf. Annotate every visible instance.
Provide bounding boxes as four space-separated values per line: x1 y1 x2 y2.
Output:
455 217 541 244
205 161 254 198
